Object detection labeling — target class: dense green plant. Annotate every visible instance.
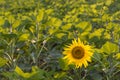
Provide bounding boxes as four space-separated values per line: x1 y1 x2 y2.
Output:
0 0 120 80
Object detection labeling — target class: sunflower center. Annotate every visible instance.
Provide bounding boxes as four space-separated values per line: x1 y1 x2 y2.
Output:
72 46 84 59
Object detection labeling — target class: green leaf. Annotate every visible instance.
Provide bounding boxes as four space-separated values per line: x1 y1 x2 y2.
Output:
115 53 120 60
15 66 38 78
28 69 45 80
12 20 21 28
0 18 4 26
48 27 57 35
76 21 92 32
89 28 104 39
0 57 7 67
102 14 110 22
54 72 66 79
37 9 44 22
8 15 15 23
55 32 66 39
62 23 72 30
101 41 119 54
105 0 113 6
45 9 53 15
50 17 62 27
106 22 115 30
59 58 69 71
19 33 29 41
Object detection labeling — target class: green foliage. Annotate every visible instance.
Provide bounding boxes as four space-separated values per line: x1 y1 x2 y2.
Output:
0 57 7 67
15 66 46 80
101 41 119 54
0 0 120 80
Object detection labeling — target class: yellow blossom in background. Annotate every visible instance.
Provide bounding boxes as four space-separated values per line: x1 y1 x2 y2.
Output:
63 38 93 68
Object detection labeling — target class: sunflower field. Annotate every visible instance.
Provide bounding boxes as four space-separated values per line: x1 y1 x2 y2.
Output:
0 0 120 80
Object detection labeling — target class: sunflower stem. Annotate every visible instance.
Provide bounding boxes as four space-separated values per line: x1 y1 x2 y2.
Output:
74 68 81 80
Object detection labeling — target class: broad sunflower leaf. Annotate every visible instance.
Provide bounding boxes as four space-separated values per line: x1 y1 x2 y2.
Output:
45 9 53 15
101 41 119 54
76 21 92 32
115 53 120 60
62 23 72 30
59 58 69 70
12 20 21 28
50 17 62 27
55 32 67 39
8 15 15 23
15 66 38 78
54 72 66 79
102 14 110 22
89 28 104 39
19 33 29 41
48 27 57 35
0 57 7 67
28 68 45 80
0 18 4 26
37 9 44 22
105 0 113 6
15 66 24 76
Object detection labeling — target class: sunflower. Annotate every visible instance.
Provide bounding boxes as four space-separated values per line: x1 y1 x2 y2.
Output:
63 38 93 68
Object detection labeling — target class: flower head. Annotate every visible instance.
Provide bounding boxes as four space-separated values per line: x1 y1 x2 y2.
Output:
63 38 93 68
